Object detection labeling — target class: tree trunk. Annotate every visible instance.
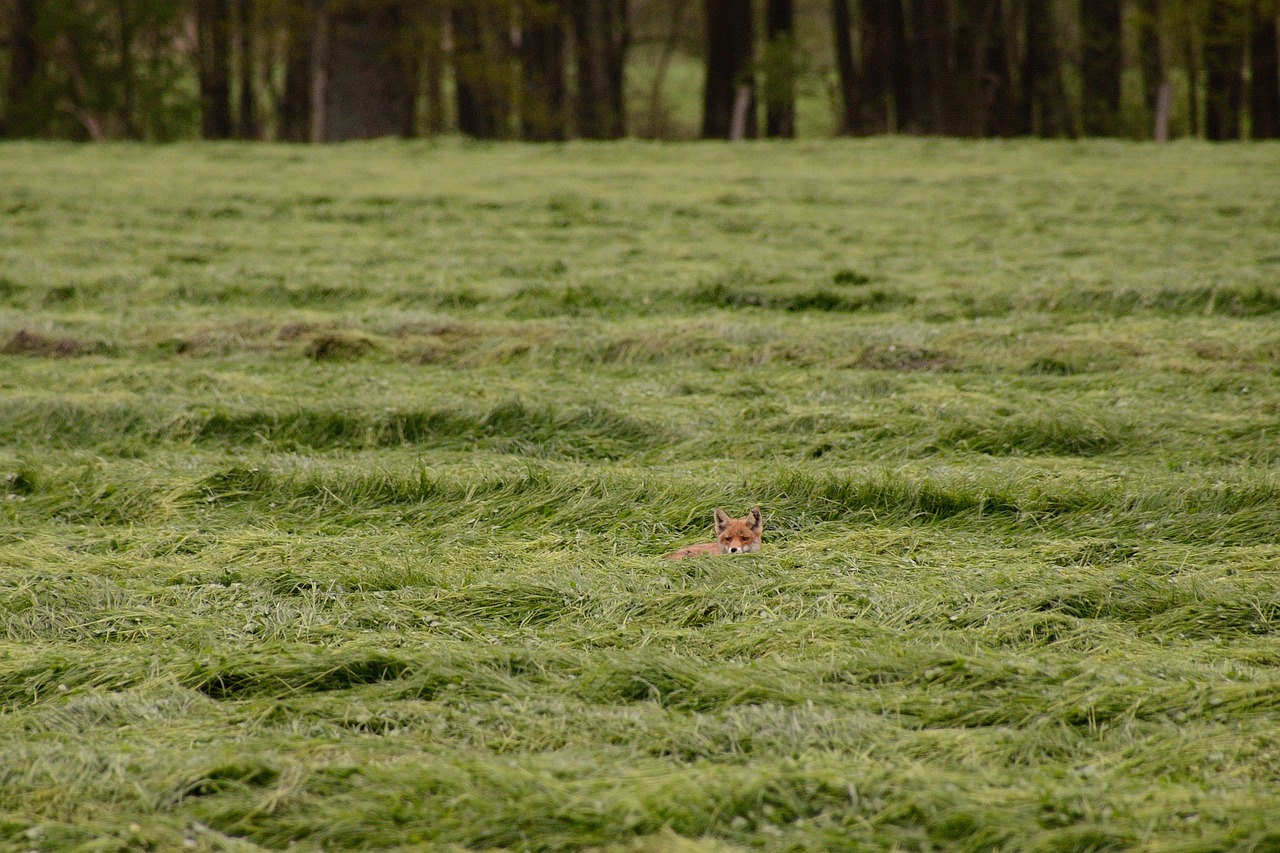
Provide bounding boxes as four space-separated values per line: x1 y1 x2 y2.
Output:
1204 2 1245 140
763 0 795 137
942 0 985 136
605 0 630 137
1019 0 1070 136
1137 0 1165 137
453 1 514 139
1080 0 1122 135
197 0 234 139
647 0 690 137
520 0 568 140
832 0 860 134
308 0 328 142
317 0 416 141
453 4 486 136
1250 2 1280 138
702 0 753 138
907 0 947 133
1185 18 1201 136
1154 79 1172 141
236 0 258 139
570 0 629 138
3 0 44 137
279 2 312 141
423 7 447 135
858 0 893 133
979 0 1018 136
886 0 912 132
118 0 137 137
59 15 106 139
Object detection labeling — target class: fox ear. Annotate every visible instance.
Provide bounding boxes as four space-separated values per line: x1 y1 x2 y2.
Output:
746 506 762 532
713 507 731 534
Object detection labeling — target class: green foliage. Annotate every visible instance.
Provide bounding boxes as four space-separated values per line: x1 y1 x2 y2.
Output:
5 0 196 139
3 138 1280 850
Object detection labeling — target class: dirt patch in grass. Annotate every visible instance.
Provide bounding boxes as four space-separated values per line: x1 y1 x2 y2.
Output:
1 329 110 357
278 321 335 341
303 332 377 361
855 344 956 371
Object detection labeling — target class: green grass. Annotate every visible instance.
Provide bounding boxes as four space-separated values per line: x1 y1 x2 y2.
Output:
3 137 1280 851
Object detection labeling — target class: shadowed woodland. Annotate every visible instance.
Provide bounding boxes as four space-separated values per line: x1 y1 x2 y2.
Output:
2 0 1279 142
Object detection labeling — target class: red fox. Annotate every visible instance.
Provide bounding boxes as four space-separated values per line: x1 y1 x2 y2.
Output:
663 507 762 560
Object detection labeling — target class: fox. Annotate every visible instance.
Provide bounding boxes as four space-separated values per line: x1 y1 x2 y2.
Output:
663 507 763 560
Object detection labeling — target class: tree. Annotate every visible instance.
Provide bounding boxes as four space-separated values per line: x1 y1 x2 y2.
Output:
644 0 691 137
857 0 894 133
1081 0 1123 135
277 1 314 142
1178 1 1202 136
1137 0 1171 139
1 0 1275 143
977 0 1018 136
117 0 137 137
235 0 258 138
906 0 947 134
421 3 447 135
884 0 911 132
520 0 568 140
197 0 234 138
763 0 795 137
453 0 515 139
569 0 628 138
301 0 419 141
901 0 1015 136
1250 0 1280 138
832 0 913 134
831 0 859 134
3 0 46 136
703 0 753 138
1204 0 1246 140
0 0 195 140
1020 0 1072 136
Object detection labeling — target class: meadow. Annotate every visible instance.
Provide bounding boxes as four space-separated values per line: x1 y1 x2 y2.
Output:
2 138 1280 851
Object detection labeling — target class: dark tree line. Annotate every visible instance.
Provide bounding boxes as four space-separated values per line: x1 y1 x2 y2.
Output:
825 0 1279 140
2 0 1278 141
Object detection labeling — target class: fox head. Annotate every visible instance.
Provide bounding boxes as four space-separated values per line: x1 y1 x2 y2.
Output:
714 507 763 554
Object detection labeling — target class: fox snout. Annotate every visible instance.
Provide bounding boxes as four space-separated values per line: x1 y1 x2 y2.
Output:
720 538 758 554
719 531 757 554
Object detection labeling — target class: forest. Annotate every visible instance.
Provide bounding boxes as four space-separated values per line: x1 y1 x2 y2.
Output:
2 0 1279 143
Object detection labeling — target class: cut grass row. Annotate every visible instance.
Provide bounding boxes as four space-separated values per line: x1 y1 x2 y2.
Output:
7 300 1280 383
8 273 1280 319
6 625 1280 849
7 454 1280 551
3 373 1275 463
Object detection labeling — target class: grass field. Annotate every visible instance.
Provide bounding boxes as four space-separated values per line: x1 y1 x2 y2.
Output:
3 138 1280 851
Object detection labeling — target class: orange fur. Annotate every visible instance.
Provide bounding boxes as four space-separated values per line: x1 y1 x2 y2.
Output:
663 507 762 560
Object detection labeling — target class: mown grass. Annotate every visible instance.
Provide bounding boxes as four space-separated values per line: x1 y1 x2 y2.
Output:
3 138 1280 851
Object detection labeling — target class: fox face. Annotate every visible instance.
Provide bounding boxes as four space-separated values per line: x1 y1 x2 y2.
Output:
714 506 762 554
663 507 763 560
